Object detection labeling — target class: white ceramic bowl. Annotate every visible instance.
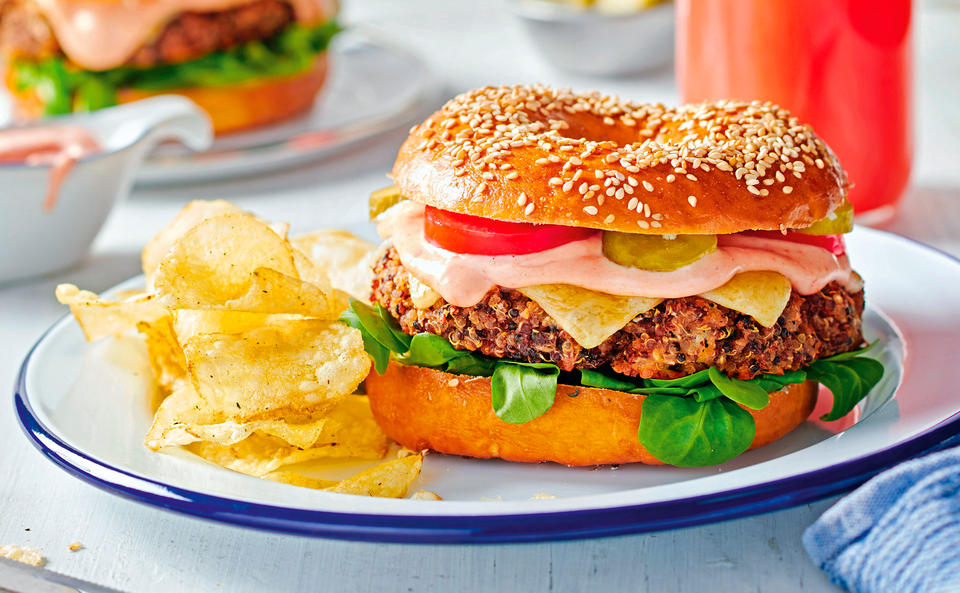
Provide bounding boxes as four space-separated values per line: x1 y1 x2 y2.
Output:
509 0 675 76
0 97 212 284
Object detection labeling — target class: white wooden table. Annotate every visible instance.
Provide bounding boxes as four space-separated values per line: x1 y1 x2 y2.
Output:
2 1 959 591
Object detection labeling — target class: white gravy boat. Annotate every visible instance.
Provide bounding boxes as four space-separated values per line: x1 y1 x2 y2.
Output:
0 96 212 283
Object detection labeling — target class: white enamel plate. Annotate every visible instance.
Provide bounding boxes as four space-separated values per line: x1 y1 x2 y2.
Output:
14 228 960 543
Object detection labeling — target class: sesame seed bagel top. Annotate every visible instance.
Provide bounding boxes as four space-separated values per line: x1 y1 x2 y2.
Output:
392 85 848 235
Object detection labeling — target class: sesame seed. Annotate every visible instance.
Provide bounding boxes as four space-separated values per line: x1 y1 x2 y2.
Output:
686 174 698 181
482 172 495 180
688 196 698 207
615 188 625 200
583 206 599 215
524 202 535 216
747 185 761 195
628 197 638 210
505 171 519 180
666 174 676 183
562 180 574 192
637 220 650 229
549 177 562 186
783 186 793 194
642 180 654 192
477 182 487 194
604 214 615 224
517 192 527 206
606 187 616 197
627 177 639 187
643 204 651 217
578 182 589 195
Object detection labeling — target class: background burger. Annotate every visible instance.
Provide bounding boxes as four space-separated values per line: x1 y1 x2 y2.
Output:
0 0 338 134
343 85 884 468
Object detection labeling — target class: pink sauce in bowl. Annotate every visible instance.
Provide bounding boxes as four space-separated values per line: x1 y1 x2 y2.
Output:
0 126 101 211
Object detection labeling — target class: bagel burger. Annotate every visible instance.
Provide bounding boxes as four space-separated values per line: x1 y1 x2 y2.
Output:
343 85 884 467
0 0 338 134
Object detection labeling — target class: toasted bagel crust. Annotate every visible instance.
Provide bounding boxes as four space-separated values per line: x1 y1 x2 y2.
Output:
365 362 818 466
393 85 847 235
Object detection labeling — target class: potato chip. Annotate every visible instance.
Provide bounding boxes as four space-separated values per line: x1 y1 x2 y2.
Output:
326 454 423 498
142 200 247 287
182 317 369 421
291 230 376 302
146 385 386 455
519 284 662 349
699 271 792 328
137 316 186 394
262 471 338 490
56 284 167 341
63 199 413 496
185 434 354 477
152 214 340 318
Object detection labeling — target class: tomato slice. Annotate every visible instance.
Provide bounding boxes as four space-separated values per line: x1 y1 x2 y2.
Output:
424 206 599 255
742 230 846 256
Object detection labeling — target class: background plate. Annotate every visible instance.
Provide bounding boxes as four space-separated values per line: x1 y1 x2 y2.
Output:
14 227 960 543
0 31 436 186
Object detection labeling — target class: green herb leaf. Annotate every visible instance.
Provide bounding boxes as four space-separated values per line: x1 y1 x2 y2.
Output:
818 341 878 362
648 369 711 388
707 367 770 410
810 356 884 421
446 355 497 377
338 305 390 374
378 305 412 351
637 394 755 467
400 333 464 367
580 369 639 391
689 383 724 403
343 300 409 353
491 362 559 424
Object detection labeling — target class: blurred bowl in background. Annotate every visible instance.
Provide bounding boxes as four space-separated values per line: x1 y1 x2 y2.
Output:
509 0 674 76
0 96 212 284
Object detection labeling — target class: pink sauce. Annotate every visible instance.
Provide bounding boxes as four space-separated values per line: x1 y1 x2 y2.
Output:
379 201 855 307
0 126 101 211
33 0 337 71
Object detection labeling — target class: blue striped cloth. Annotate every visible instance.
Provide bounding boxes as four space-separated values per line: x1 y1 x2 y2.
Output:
803 445 960 593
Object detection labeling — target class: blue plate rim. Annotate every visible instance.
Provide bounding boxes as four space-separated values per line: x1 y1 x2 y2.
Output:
13 230 960 544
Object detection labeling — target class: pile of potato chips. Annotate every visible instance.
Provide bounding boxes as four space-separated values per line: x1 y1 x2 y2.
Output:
57 201 422 498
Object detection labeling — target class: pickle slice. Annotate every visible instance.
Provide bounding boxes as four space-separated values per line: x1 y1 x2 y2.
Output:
369 186 405 220
797 199 854 235
602 232 717 272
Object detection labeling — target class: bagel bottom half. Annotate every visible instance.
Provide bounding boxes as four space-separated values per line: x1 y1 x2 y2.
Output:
6 54 327 136
365 361 818 466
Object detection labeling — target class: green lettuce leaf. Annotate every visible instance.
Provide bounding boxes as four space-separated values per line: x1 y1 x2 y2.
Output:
490 362 559 424
637 395 755 467
13 21 339 116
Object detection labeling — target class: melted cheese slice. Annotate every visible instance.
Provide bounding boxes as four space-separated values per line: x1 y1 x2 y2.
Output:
698 271 792 328
519 285 662 349
403 271 793 349
409 275 442 309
